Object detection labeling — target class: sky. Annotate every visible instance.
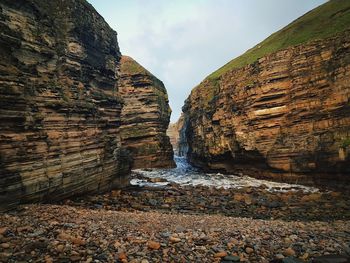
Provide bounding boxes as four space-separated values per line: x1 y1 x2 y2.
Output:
87 0 327 122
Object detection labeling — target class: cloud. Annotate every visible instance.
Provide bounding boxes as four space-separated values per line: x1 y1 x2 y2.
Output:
87 0 327 122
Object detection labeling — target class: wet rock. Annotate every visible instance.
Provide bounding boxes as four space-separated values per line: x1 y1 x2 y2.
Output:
223 255 241 262
312 255 350 263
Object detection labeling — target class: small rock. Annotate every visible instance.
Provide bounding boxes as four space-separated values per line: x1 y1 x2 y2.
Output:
282 257 304 263
71 237 86 246
148 241 161 250
56 244 65 252
45 256 54 263
114 240 122 248
214 251 228 258
0 243 10 249
245 247 254 254
169 236 181 243
223 255 240 262
283 247 296 257
312 254 350 263
118 252 127 261
0 228 8 235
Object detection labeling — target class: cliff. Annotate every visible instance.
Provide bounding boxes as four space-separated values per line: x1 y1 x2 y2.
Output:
118 56 175 168
0 0 131 211
167 114 188 156
182 1 350 181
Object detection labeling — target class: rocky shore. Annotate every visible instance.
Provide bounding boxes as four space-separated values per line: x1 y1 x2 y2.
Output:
1 174 349 263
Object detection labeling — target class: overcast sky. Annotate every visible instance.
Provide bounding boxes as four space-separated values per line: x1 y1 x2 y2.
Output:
87 0 327 122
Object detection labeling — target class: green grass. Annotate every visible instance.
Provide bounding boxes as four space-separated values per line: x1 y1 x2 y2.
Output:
341 138 350 148
120 56 150 75
207 0 350 81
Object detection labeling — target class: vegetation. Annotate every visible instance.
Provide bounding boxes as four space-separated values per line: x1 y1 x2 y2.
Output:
207 0 350 81
120 56 151 75
341 138 350 148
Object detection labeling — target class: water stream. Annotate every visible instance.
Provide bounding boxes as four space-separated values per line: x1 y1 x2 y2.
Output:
131 156 319 192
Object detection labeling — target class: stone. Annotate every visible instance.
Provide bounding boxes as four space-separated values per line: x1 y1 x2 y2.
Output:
148 241 161 250
282 257 304 263
0 228 8 235
0 243 10 249
223 255 241 262
214 251 228 258
283 248 296 257
312 255 350 263
169 236 181 243
56 244 65 253
245 247 254 254
118 252 127 261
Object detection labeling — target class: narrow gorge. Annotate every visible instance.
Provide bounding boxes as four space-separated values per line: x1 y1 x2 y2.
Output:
1 1 350 262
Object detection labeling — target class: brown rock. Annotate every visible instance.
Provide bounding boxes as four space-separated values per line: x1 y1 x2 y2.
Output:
71 237 86 246
180 24 350 181
148 241 161 250
0 243 10 249
118 252 127 260
245 247 254 254
214 251 228 258
45 256 53 263
283 247 296 257
114 241 122 248
118 56 175 169
169 236 181 243
56 244 65 253
0 0 131 212
0 228 8 235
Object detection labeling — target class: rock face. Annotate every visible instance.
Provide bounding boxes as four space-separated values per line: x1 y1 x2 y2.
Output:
0 0 132 211
118 56 175 169
167 114 188 156
183 31 350 181
167 114 183 155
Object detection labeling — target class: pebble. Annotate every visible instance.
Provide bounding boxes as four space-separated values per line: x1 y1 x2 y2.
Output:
0 179 348 263
147 241 161 250
214 251 227 258
245 247 254 254
223 255 240 262
0 243 10 249
169 236 181 243
283 247 296 257
0 228 8 235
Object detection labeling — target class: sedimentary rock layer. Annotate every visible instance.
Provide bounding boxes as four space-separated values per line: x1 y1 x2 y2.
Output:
183 32 350 181
167 114 188 156
118 56 175 169
0 0 131 211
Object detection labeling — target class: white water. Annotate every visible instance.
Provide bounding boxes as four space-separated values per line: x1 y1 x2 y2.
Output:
131 156 319 192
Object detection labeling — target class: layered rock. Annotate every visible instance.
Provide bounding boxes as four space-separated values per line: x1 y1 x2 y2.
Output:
118 56 175 169
167 114 188 156
0 0 131 211
183 31 350 181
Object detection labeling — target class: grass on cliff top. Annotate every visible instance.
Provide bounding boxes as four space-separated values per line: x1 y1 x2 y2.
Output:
207 0 350 81
120 56 151 75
